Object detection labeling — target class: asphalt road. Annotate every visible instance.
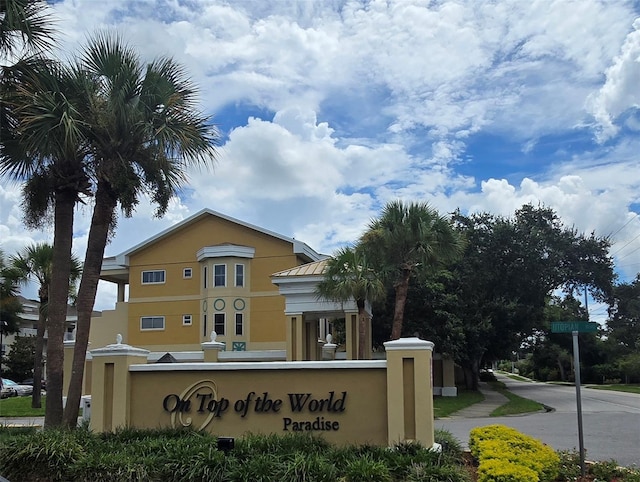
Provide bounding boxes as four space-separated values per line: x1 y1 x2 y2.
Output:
437 376 640 467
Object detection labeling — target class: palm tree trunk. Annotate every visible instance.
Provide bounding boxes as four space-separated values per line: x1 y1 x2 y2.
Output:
390 269 411 340
31 288 47 408
63 185 116 427
44 190 75 428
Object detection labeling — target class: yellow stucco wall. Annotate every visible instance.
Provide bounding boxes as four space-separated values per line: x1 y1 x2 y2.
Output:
128 367 388 445
95 214 309 350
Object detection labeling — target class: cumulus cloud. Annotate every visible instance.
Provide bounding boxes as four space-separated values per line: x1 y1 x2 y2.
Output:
588 18 640 142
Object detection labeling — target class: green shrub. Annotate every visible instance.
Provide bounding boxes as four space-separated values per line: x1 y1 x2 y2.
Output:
589 459 625 480
556 449 581 481
344 454 392 482
406 462 472 482
0 429 84 481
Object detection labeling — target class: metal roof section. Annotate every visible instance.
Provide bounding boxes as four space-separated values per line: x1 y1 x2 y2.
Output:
271 259 328 278
100 209 326 276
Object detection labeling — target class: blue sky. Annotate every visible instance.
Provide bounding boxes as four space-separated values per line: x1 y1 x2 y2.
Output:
2 0 640 321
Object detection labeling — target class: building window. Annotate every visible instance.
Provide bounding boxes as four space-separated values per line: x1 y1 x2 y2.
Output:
214 313 225 335
183 268 193 279
203 314 207 337
235 313 243 336
141 316 164 330
235 264 244 287
183 314 192 326
203 266 207 288
142 270 165 284
214 264 226 287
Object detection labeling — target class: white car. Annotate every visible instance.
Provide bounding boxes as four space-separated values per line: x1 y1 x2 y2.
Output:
2 379 33 396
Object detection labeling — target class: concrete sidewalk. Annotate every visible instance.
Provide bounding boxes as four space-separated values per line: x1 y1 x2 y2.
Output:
443 381 509 419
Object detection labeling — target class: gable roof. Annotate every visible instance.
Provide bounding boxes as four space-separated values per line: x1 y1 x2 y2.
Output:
102 209 324 275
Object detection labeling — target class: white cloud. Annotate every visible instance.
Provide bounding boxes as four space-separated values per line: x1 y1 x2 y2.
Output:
588 18 640 142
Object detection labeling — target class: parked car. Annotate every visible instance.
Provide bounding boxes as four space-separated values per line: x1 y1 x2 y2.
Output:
1 379 33 396
1 384 17 399
21 378 46 390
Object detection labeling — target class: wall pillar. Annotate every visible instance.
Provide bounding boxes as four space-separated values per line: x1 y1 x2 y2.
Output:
286 314 304 361
441 357 457 397
384 337 435 447
202 331 226 362
63 340 75 398
344 311 358 360
89 336 149 432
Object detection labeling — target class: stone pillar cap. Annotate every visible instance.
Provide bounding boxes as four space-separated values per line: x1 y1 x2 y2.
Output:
383 337 434 351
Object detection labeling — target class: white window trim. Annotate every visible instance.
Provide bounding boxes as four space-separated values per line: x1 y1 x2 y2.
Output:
140 316 165 331
235 312 244 336
214 312 226 336
182 314 192 326
235 263 244 288
141 270 166 285
183 267 193 279
214 264 226 287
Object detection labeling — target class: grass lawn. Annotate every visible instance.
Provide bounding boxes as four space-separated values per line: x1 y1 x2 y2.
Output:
0 395 46 417
433 389 484 418
488 380 545 416
587 384 640 394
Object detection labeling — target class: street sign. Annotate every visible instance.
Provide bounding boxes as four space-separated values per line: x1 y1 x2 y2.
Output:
550 321 598 333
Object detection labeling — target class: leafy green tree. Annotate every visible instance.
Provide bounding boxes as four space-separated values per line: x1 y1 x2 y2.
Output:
4 333 35 382
317 246 386 359
11 242 82 407
606 274 640 353
360 200 463 340
63 33 219 427
444 206 614 389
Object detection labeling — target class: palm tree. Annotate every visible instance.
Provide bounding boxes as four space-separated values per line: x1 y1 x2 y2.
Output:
0 0 54 59
0 248 22 335
317 247 386 359
63 33 219 426
1 57 92 427
360 200 464 340
11 243 82 408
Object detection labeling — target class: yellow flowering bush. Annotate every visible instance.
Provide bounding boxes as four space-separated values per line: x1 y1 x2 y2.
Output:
477 458 539 482
470 424 560 482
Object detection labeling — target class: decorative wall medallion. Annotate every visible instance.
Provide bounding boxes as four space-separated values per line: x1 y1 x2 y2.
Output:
233 298 245 311
202 300 208 312
213 298 225 311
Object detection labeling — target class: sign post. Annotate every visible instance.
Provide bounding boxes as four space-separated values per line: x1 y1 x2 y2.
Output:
550 321 598 478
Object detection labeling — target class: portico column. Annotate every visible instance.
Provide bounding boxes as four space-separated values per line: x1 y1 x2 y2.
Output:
286 313 304 361
344 311 358 360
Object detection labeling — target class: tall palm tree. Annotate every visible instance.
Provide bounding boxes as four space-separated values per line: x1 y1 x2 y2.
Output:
316 246 386 359
0 248 22 336
63 33 219 426
0 0 54 59
360 200 464 340
11 243 82 408
1 57 92 427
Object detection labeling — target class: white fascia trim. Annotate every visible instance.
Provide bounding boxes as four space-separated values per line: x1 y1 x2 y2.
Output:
196 245 255 261
293 240 327 262
130 360 387 372
218 350 286 361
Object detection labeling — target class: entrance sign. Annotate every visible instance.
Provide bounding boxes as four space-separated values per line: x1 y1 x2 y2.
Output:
550 321 598 333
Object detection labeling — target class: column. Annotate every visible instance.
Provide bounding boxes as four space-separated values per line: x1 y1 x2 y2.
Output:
63 340 75 398
286 314 304 361
441 356 457 397
202 331 226 362
344 311 358 360
89 335 149 432
384 337 435 448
